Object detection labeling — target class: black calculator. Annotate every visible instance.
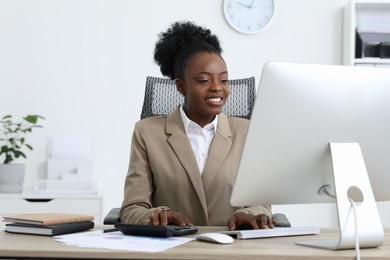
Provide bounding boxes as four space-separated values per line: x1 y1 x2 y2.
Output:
114 223 198 237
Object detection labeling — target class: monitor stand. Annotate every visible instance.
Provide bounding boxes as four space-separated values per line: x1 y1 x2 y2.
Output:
296 142 384 250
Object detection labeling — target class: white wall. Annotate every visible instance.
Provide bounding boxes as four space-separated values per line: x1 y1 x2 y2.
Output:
0 0 351 223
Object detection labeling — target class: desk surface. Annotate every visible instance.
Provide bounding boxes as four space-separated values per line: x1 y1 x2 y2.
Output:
1 226 389 260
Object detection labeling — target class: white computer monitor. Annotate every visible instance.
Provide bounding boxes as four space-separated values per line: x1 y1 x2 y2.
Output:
230 62 390 250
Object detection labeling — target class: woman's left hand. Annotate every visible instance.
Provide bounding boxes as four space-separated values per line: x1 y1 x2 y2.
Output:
227 212 276 230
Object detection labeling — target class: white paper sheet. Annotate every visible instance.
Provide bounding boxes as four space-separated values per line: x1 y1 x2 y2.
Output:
47 158 92 180
51 136 91 159
53 230 194 253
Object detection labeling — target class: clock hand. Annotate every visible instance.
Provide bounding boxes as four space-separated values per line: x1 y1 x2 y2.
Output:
248 0 255 8
236 1 250 8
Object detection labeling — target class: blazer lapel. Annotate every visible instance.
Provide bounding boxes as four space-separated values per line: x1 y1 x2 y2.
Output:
166 108 209 218
202 114 232 193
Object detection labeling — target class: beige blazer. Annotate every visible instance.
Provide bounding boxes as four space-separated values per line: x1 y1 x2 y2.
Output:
120 108 271 226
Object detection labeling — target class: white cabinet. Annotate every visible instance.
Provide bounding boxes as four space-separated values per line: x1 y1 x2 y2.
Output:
0 192 102 229
343 0 390 67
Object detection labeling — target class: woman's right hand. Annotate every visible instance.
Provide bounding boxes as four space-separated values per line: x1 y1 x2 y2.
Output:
146 209 194 227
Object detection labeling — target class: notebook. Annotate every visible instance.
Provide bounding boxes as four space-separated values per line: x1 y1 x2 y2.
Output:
5 221 94 236
3 213 94 225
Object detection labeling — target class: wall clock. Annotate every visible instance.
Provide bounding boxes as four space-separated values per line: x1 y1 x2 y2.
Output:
223 0 275 34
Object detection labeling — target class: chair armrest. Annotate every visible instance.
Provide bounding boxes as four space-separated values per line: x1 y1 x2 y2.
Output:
103 207 121 225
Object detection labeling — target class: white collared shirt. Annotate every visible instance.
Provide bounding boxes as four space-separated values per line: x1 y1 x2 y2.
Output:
180 105 218 175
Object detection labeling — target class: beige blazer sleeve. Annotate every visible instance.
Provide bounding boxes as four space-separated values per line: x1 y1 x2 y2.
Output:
120 108 271 226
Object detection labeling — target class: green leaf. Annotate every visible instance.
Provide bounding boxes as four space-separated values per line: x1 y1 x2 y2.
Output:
24 115 38 124
4 154 13 164
24 115 45 124
14 150 26 159
0 145 8 152
25 144 33 150
1 115 12 120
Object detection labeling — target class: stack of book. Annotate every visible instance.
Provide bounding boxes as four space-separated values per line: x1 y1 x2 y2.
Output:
3 213 95 236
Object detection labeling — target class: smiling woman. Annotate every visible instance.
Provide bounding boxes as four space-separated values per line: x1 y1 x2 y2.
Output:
176 52 229 127
119 21 273 230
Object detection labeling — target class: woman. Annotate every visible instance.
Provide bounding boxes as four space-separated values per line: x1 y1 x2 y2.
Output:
120 21 274 230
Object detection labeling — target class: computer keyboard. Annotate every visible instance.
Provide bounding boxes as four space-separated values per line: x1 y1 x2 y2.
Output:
220 226 320 240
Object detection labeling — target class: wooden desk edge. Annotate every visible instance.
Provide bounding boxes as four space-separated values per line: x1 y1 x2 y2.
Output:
0 227 389 260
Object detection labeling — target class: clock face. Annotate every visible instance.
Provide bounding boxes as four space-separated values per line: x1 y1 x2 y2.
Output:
223 0 275 34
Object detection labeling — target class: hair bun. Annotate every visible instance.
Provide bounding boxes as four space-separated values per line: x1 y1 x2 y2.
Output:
154 21 222 79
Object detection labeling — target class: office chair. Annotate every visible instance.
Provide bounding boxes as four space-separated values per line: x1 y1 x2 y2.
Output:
104 76 290 227
140 76 256 120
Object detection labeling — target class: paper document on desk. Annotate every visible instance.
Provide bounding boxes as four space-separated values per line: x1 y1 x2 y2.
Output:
53 230 194 253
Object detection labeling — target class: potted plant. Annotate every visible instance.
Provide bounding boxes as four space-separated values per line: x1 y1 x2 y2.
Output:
0 115 44 193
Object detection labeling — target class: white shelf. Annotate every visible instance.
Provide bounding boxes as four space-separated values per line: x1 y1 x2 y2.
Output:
354 58 390 67
343 0 390 66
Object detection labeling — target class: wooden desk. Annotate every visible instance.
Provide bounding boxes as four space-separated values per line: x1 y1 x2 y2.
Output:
0 226 389 260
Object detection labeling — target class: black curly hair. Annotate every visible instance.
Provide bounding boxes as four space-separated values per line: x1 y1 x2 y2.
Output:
153 21 223 80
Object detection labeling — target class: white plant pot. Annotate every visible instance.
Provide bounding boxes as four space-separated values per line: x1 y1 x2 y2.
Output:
0 164 25 193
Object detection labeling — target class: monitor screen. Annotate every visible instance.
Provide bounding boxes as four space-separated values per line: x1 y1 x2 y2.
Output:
230 62 390 207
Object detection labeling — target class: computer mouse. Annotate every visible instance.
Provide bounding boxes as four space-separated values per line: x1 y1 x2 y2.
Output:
195 232 234 244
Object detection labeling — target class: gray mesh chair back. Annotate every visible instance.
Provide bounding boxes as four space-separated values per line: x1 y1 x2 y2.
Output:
140 76 256 119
